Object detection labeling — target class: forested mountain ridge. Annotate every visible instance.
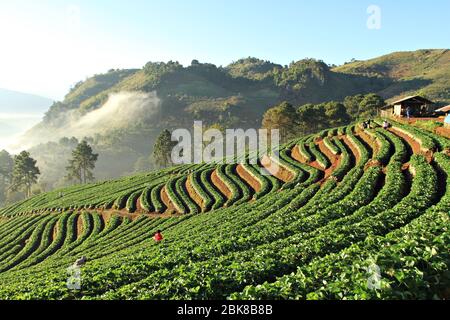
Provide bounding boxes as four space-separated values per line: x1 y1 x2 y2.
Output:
43 49 450 128
7 49 449 193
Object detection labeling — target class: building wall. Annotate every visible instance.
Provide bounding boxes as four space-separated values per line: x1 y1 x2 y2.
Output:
380 108 394 118
394 104 402 116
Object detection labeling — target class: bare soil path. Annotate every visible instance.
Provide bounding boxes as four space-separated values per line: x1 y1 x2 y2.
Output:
236 164 261 193
186 177 204 210
260 155 293 182
340 135 361 165
211 170 232 199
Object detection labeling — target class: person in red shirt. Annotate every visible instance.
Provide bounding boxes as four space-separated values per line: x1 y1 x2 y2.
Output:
153 230 164 243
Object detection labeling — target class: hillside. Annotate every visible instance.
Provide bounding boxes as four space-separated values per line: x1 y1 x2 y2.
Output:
13 49 450 190
0 121 448 300
333 49 450 104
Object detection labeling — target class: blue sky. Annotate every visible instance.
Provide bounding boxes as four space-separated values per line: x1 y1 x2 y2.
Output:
0 0 448 100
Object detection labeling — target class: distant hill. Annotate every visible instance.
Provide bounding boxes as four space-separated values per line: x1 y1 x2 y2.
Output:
0 88 53 114
333 49 450 104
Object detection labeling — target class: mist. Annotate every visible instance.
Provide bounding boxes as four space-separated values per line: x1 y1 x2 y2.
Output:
70 91 161 137
11 91 161 151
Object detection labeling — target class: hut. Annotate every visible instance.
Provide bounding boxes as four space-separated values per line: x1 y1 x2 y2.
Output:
380 95 435 118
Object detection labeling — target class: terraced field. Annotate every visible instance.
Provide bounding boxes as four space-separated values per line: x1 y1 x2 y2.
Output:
0 120 448 300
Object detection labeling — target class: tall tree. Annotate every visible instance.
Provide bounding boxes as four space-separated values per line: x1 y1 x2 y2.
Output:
324 101 351 127
262 101 299 142
359 94 385 118
66 141 99 184
11 151 40 198
153 129 177 168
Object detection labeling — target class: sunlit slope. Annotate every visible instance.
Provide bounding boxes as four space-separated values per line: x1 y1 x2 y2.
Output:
0 121 448 300
333 49 450 104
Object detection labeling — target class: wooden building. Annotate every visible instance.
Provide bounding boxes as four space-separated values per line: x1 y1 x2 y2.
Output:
380 95 435 118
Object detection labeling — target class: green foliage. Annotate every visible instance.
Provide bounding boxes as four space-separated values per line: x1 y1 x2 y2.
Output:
66 141 99 184
262 101 299 141
0 123 448 301
10 151 40 198
334 49 450 105
152 130 177 169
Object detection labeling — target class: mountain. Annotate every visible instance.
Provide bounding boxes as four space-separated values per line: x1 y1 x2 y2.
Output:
0 88 53 114
333 49 450 104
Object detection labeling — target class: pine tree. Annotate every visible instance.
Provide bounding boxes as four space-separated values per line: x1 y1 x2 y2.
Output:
262 101 299 142
11 151 40 198
66 141 99 184
152 129 177 168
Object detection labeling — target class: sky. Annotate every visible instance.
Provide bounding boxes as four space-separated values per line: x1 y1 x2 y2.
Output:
0 0 449 100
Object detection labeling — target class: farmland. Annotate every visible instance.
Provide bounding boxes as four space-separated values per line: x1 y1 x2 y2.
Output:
0 120 448 300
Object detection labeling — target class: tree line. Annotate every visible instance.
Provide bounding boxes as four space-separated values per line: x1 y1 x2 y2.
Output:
262 93 385 142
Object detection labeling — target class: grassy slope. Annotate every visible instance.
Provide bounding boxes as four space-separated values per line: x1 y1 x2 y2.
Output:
333 49 450 104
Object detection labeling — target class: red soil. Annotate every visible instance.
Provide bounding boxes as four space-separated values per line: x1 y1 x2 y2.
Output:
52 220 58 241
290 145 307 164
136 197 144 214
76 214 83 237
236 164 261 193
436 126 450 139
340 136 361 165
260 155 293 182
161 186 179 214
211 170 232 199
389 127 421 154
388 127 433 163
100 210 179 221
313 139 341 182
356 130 377 156
186 176 204 210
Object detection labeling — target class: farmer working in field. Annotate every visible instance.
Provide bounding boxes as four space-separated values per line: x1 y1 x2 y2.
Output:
153 230 164 243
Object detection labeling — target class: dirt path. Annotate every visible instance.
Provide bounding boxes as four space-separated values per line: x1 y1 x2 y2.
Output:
340 135 361 165
324 155 341 179
290 145 307 164
100 210 180 221
52 220 58 242
317 139 338 167
161 186 179 214
135 196 144 214
357 130 378 157
260 155 293 182
388 127 433 163
388 128 421 154
186 176 204 210
211 170 232 199
76 214 83 237
436 126 450 139
236 164 261 192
